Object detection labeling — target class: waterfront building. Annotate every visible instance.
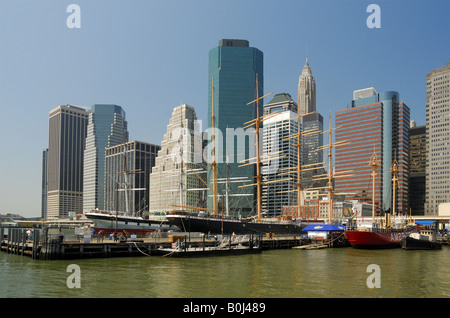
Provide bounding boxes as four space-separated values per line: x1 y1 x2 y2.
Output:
207 39 264 217
41 148 48 219
298 58 316 116
149 104 206 213
261 93 298 217
47 105 89 219
335 88 410 216
409 122 426 216
425 62 450 216
83 104 128 213
104 141 160 217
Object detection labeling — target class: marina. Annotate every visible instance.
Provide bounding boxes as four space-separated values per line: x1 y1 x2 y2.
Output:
0 225 311 260
4 222 447 260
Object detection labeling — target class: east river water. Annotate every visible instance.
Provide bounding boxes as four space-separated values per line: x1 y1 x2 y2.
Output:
1 247 450 298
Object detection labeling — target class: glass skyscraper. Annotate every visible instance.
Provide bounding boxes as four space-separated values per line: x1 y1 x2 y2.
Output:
335 88 410 216
207 39 263 217
83 104 128 212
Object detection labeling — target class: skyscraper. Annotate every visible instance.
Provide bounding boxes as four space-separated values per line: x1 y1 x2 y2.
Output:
425 62 450 215
207 39 263 216
297 57 323 189
301 112 324 189
47 105 89 218
409 122 426 216
262 93 298 217
149 104 205 213
104 141 160 217
335 88 410 216
83 104 128 212
298 58 316 116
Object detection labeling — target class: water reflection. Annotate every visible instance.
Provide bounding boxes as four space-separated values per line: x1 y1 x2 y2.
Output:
1 247 449 298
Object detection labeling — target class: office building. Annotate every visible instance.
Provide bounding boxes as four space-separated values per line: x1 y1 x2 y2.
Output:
47 105 89 218
83 104 128 212
425 62 450 215
409 122 426 215
301 112 324 189
149 104 206 213
297 57 324 189
335 88 410 216
298 58 316 116
104 141 160 217
207 39 263 216
262 93 299 217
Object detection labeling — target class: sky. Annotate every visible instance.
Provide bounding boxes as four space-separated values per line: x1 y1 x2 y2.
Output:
0 0 448 217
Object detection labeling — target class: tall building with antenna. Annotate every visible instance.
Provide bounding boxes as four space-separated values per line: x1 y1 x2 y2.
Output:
297 57 324 189
298 58 316 116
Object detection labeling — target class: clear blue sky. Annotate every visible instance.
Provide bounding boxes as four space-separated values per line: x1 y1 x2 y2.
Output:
0 0 448 217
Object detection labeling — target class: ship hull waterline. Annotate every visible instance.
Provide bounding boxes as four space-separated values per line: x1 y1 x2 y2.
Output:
345 229 416 249
85 213 179 235
167 214 307 235
401 236 442 250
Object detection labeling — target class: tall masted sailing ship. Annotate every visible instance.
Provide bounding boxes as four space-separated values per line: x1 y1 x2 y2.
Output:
167 76 318 235
85 152 177 235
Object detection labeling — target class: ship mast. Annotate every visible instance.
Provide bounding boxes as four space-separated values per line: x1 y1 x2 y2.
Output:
241 74 273 222
281 112 321 218
368 144 380 220
211 77 218 216
168 77 217 215
313 112 353 223
389 150 399 228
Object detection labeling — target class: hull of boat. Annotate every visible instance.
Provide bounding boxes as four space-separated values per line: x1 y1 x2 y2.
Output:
401 236 442 250
85 213 178 235
345 228 415 249
166 214 305 235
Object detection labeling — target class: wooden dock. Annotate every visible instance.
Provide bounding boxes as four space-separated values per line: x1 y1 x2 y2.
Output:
1 226 311 260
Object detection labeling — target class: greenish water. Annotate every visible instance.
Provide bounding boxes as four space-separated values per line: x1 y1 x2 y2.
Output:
1 247 450 298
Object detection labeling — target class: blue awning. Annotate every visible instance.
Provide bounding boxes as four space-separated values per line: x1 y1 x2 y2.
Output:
303 224 346 232
415 220 437 225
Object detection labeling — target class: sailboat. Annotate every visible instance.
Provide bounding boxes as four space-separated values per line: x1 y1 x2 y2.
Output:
166 76 307 235
85 149 178 235
345 150 416 249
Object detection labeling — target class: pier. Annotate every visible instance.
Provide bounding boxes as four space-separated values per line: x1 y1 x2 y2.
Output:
0 225 310 260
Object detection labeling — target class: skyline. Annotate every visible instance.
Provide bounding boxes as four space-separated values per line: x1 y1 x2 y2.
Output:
0 0 449 217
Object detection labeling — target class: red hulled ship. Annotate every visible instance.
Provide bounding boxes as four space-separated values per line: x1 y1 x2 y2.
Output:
345 226 415 249
345 150 416 249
